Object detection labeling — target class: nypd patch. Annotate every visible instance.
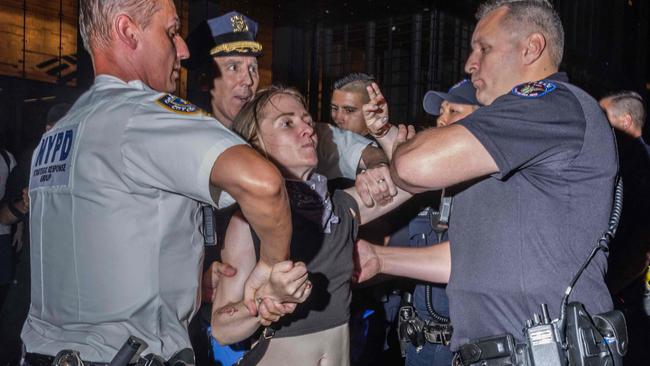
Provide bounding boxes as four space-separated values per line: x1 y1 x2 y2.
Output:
511 80 557 98
156 94 200 114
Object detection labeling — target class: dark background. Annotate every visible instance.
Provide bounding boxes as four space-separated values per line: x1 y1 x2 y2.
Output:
0 0 648 155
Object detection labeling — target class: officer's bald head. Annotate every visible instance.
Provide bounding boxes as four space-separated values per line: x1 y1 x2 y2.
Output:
476 0 564 68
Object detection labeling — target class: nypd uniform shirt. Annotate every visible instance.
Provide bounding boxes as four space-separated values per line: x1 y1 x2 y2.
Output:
22 75 245 361
447 73 617 350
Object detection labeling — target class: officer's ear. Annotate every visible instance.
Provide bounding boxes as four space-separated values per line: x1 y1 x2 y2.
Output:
114 14 139 50
522 32 546 66
621 113 633 130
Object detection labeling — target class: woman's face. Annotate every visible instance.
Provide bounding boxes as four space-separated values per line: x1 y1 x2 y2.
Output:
258 93 318 180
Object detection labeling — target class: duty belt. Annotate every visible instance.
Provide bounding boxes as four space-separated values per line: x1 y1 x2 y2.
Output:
423 323 453 345
453 334 522 366
25 349 195 366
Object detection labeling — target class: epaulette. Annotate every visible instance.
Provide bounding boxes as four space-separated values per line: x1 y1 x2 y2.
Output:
511 80 557 98
156 94 203 114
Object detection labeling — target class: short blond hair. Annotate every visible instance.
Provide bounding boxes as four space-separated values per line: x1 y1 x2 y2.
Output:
79 0 162 53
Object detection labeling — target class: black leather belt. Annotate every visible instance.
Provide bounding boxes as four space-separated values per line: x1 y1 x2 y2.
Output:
25 352 109 366
26 348 195 366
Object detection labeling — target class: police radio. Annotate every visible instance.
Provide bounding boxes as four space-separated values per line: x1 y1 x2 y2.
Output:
457 179 628 366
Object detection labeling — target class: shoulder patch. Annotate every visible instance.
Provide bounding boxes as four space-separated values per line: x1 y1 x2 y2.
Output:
156 94 201 114
511 80 557 98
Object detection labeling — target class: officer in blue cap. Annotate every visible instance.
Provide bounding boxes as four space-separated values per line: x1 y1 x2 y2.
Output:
185 11 262 129
184 12 264 366
423 80 479 127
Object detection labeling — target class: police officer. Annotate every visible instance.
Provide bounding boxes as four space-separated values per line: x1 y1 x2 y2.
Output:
21 0 301 363
356 1 617 364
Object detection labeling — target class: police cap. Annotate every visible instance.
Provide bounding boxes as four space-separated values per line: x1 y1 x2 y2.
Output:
184 11 262 70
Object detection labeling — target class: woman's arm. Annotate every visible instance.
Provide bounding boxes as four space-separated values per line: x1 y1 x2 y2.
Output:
344 185 412 225
211 211 262 345
211 212 312 345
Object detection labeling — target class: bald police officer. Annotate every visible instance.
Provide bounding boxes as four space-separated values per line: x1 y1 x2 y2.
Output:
22 0 296 363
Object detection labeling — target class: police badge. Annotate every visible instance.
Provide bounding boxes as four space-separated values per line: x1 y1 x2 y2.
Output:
511 80 557 98
231 14 249 32
156 94 200 114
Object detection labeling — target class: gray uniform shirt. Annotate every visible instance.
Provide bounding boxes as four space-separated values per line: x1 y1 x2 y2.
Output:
22 75 245 361
448 74 616 350
315 123 372 179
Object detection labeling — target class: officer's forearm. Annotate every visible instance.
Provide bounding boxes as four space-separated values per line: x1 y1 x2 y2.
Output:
211 146 291 264
376 241 451 283
358 144 389 170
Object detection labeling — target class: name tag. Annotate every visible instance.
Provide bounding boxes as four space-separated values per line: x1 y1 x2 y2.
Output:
31 125 77 188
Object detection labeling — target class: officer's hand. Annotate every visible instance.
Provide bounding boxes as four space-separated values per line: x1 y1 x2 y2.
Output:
363 83 389 135
243 260 273 316
392 124 416 157
355 163 397 207
256 261 311 303
257 298 298 326
202 261 237 303
353 239 382 283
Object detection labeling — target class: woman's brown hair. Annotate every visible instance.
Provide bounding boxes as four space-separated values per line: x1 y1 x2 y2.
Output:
232 85 308 153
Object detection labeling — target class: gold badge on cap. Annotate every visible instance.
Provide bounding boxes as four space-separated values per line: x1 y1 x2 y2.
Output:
231 15 249 32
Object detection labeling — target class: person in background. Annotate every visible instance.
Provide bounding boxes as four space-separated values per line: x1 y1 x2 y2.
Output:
331 73 375 137
599 91 650 366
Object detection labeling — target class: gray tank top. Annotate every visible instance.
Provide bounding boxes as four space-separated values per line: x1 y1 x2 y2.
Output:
252 190 358 337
